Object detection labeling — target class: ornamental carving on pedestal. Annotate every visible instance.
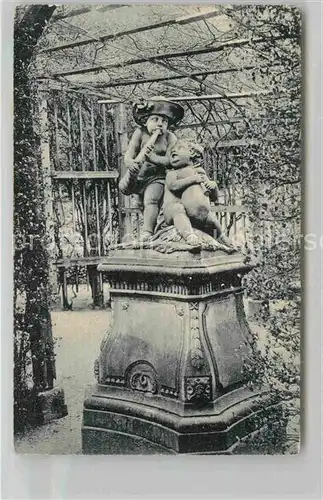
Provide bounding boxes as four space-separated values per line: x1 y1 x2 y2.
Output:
189 302 204 370
94 358 99 382
175 304 184 317
126 362 158 394
184 376 212 403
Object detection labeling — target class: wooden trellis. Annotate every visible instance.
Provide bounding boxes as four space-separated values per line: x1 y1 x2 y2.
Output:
36 4 296 309
40 91 121 308
33 4 301 311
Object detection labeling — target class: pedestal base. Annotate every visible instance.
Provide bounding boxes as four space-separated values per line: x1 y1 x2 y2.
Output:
82 249 285 454
82 384 283 454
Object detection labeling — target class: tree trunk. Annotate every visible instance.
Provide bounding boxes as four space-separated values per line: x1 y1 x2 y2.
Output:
14 6 57 428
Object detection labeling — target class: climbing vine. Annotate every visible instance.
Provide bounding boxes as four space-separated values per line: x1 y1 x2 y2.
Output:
14 5 56 431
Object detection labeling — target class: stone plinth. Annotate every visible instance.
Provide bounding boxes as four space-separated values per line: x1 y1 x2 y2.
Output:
82 249 282 454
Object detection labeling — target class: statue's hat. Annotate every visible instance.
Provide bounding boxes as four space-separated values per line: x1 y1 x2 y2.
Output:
133 96 184 126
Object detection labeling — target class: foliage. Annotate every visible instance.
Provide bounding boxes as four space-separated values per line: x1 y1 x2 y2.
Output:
229 5 302 452
14 5 56 432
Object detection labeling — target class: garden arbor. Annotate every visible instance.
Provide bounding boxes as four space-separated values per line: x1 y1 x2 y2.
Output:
14 4 301 435
31 5 300 307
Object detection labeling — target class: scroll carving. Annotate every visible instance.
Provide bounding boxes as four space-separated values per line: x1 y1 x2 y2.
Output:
126 362 158 394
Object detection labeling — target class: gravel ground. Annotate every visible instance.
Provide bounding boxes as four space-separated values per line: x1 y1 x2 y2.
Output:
14 309 111 455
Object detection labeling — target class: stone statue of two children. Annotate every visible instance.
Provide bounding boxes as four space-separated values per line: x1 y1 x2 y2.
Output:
119 96 235 252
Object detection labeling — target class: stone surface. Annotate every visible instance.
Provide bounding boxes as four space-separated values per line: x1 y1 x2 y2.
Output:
35 387 68 425
109 224 235 254
82 248 282 454
83 384 282 454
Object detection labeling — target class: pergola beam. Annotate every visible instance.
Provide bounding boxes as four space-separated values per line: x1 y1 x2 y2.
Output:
37 79 115 99
51 171 119 180
45 36 282 79
97 90 270 105
52 5 125 22
87 64 279 89
40 9 221 54
177 117 266 129
216 137 278 148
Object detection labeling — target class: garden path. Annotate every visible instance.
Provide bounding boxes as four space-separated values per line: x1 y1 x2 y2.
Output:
15 309 110 455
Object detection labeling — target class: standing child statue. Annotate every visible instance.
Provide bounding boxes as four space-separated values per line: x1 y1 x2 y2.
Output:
163 140 235 249
119 97 184 241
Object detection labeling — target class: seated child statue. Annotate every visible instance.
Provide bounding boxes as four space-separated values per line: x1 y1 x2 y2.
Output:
119 97 184 241
163 140 234 249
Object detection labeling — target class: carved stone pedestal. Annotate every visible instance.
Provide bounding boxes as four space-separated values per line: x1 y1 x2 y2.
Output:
82 249 282 454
